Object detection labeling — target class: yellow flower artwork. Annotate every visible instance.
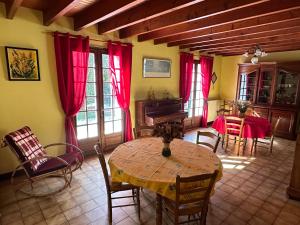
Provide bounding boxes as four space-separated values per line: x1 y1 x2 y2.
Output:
5 47 40 81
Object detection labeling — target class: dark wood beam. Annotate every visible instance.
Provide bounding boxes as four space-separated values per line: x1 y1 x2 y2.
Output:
212 44 300 56
5 0 23 19
180 26 300 49
43 0 80 26
155 8 300 45
190 33 300 51
74 0 145 31
137 0 300 42
119 0 267 39
169 19 300 47
205 40 300 53
97 0 204 34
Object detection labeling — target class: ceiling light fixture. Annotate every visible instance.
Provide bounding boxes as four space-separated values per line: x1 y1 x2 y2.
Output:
243 45 268 64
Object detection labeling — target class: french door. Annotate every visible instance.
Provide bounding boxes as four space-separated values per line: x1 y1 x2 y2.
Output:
76 48 124 152
184 61 204 130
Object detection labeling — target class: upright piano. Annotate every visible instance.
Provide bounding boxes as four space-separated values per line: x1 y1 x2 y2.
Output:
135 98 188 134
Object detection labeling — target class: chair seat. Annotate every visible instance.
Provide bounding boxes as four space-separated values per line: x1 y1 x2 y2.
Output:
163 197 204 216
32 152 78 176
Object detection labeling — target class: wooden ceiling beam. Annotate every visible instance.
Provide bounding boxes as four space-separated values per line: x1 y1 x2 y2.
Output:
169 19 300 47
180 26 300 49
211 44 300 56
97 0 204 34
190 33 300 51
74 0 145 31
43 0 80 26
155 8 300 45
119 0 267 39
5 0 23 19
138 0 300 42
204 40 300 53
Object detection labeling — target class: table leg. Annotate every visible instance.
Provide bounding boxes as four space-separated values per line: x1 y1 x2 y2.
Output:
156 194 162 225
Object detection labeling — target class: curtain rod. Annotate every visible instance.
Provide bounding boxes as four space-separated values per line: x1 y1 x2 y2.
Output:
43 31 133 46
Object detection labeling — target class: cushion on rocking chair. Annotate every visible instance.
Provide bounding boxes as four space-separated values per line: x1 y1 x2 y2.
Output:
32 152 79 176
5 126 47 172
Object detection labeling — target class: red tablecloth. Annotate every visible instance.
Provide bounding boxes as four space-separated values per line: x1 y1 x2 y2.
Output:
212 115 272 138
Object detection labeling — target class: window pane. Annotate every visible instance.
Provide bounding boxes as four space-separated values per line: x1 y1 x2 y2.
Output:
86 97 97 110
196 91 202 99
104 109 113 121
80 100 86 111
114 108 122 120
88 68 95 82
76 112 86 126
88 124 98 138
196 82 201 91
104 96 112 109
195 99 201 107
77 126 87 140
104 122 113 134
113 98 119 108
114 120 122 132
103 82 112 95
86 83 96 96
88 53 95 67
102 54 109 68
188 109 193 117
87 111 97 124
103 69 110 82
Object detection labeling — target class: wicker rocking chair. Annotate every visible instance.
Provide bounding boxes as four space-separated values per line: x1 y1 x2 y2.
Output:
4 126 84 197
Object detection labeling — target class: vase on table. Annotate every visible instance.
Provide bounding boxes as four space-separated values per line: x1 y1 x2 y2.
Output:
162 142 171 157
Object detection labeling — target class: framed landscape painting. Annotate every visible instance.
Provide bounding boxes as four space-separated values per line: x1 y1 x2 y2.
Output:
5 46 40 81
143 57 171 78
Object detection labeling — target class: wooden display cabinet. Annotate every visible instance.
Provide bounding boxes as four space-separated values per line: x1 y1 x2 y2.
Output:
236 62 300 139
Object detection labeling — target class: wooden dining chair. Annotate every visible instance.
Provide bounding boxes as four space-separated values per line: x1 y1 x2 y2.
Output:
217 100 235 116
196 131 221 153
223 116 245 156
162 170 219 225
133 126 155 139
94 143 141 224
251 117 282 155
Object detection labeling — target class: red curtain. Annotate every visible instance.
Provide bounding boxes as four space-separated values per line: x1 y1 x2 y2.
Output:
54 32 89 152
179 52 194 106
200 56 214 127
107 41 133 142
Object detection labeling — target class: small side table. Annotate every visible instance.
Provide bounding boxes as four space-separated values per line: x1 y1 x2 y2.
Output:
287 133 300 200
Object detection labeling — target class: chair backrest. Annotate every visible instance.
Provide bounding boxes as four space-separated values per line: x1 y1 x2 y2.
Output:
133 126 155 139
4 126 47 174
175 170 219 214
224 116 244 138
94 143 111 193
218 100 234 115
196 131 220 153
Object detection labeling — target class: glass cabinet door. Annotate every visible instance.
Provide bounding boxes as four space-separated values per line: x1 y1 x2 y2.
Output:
257 68 274 104
274 69 299 105
238 70 258 102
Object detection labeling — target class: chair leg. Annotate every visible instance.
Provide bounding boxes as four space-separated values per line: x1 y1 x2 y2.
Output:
225 135 229 150
269 135 274 153
254 138 258 155
108 194 112 224
251 139 254 155
237 138 241 156
136 188 141 220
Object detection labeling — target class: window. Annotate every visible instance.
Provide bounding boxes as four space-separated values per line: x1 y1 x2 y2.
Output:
184 61 204 129
184 61 204 117
76 52 99 140
102 54 122 135
75 49 124 150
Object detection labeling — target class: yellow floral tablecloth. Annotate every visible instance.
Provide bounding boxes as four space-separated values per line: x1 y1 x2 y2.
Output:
108 137 223 201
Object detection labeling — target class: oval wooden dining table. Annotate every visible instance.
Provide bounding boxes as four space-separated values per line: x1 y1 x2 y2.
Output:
108 137 223 225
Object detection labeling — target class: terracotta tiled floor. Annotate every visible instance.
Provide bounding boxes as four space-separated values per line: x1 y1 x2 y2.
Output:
0 128 299 225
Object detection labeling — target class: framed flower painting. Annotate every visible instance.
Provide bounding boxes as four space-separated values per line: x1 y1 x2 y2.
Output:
5 46 40 81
